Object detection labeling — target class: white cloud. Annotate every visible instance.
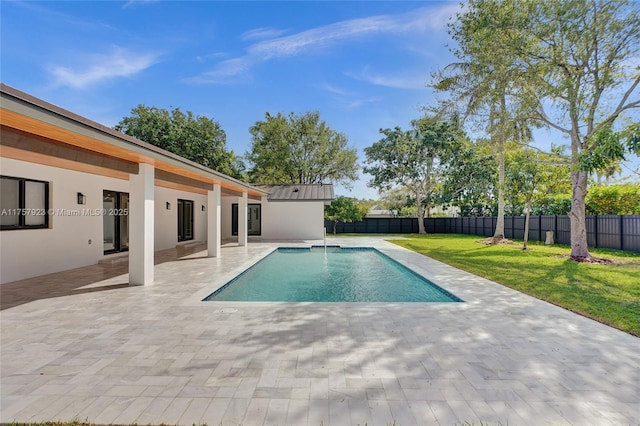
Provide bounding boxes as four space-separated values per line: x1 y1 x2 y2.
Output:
347 96 383 109
195 52 228 63
320 83 349 96
241 27 288 41
193 4 460 84
47 46 160 89
192 58 253 84
318 82 382 109
347 68 430 90
123 0 160 9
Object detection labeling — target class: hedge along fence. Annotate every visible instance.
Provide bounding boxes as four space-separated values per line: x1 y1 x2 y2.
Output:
324 215 640 253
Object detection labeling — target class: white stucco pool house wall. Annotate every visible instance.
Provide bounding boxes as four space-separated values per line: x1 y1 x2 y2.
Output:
0 84 333 285
0 157 125 283
220 196 327 241
0 157 213 284
261 199 326 240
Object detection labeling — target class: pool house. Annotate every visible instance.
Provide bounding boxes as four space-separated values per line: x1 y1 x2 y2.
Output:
0 84 334 285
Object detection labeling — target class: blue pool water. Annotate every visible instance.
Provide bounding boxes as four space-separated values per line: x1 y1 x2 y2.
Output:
203 247 462 302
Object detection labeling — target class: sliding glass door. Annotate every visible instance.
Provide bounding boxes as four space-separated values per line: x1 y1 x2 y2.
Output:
177 199 194 241
232 203 261 236
103 190 129 254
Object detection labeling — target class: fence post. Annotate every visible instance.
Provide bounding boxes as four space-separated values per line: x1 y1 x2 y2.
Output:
620 215 624 251
555 215 558 243
594 215 599 248
538 215 542 242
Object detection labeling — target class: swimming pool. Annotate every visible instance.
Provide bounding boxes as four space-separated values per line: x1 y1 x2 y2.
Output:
203 247 462 302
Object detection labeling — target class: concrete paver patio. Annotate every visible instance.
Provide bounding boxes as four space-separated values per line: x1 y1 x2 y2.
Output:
1 237 638 425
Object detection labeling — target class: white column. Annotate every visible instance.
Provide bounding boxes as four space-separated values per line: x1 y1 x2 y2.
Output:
238 192 248 246
261 195 268 238
207 184 221 257
129 163 155 285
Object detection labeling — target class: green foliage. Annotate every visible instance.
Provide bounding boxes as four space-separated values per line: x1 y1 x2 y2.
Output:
626 123 640 155
393 234 640 336
530 185 640 216
579 126 627 173
524 0 639 256
440 140 497 217
586 185 640 215
439 0 640 258
324 196 364 234
505 147 571 215
115 105 240 177
434 0 539 142
364 117 464 232
433 0 541 236
379 187 414 214
246 111 358 187
355 198 378 214
532 194 572 216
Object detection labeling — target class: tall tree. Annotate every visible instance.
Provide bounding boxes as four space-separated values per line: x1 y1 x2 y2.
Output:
115 105 240 177
505 148 571 249
324 196 365 235
442 0 639 259
525 0 639 260
440 138 498 217
247 111 358 187
364 117 462 234
379 187 414 216
432 0 537 241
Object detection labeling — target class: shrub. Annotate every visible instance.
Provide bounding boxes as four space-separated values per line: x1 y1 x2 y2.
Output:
532 193 572 215
586 184 640 215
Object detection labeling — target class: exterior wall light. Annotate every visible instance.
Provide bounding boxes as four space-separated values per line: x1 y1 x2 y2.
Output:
166 201 171 210
77 192 86 205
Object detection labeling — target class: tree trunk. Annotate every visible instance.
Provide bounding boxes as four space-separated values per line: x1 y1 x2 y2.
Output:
333 220 338 235
569 169 590 259
523 202 531 250
417 197 426 235
493 134 506 240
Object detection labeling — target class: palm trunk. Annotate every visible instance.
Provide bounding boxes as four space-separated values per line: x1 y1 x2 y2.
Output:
493 134 506 239
523 201 532 250
417 190 426 234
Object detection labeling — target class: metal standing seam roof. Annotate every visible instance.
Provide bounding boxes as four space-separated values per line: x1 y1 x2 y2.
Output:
254 184 335 201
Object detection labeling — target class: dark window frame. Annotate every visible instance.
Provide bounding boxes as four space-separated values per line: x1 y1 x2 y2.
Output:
0 175 49 231
178 199 194 242
103 190 129 254
231 203 261 236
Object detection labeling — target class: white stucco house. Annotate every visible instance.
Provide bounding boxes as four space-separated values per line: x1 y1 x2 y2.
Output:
0 84 334 285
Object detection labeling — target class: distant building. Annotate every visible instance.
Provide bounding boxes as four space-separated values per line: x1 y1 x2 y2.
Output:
366 205 398 218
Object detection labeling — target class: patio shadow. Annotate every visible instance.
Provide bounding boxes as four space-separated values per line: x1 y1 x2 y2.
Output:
0 242 208 310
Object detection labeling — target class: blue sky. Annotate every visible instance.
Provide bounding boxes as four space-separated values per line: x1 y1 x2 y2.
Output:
2 1 637 198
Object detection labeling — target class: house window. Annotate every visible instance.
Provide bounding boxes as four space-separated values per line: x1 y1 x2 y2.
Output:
232 203 261 236
0 176 49 230
178 199 194 241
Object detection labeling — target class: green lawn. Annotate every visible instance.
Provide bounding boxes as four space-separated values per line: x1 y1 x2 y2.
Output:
388 234 640 336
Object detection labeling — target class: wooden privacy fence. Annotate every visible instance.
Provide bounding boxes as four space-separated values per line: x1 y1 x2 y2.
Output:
325 215 640 253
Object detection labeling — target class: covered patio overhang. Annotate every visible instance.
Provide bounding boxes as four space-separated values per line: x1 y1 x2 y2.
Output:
0 83 268 286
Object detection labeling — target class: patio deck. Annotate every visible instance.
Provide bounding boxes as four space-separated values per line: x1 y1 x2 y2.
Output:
1 237 638 425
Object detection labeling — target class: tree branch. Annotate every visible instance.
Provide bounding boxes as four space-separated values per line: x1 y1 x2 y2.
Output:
534 107 572 135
